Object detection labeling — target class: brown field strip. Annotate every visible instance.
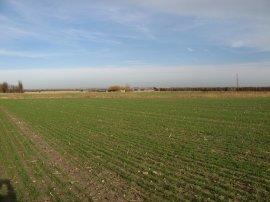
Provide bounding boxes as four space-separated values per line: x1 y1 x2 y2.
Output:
1 91 270 100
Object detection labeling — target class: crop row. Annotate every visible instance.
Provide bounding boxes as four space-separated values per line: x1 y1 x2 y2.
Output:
1 97 269 201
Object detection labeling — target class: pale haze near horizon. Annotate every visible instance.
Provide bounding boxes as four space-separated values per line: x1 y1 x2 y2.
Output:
0 0 270 89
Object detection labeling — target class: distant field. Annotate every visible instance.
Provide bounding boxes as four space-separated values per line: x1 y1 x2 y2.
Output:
0 92 269 201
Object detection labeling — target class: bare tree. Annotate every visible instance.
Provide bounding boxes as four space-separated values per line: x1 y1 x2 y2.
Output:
0 81 24 93
18 80 24 93
2 82 8 93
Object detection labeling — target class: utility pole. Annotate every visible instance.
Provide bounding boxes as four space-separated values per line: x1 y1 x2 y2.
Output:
236 73 239 89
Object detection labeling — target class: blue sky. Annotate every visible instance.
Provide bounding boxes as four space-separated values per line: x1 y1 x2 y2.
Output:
0 0 270 88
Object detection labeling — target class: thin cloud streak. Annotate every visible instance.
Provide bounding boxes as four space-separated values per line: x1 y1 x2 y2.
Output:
130 0 270 20
0 49 56 58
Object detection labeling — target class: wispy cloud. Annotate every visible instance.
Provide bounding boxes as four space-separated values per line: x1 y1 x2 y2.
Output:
126 0 270 51
129 0 270 20
0 49 55 58
65 29 122 45
4 0 269 51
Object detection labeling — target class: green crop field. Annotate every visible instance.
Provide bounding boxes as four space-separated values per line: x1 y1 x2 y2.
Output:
0 92 269 201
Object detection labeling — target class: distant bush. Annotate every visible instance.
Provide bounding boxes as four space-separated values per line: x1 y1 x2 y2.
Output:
108 85 133 92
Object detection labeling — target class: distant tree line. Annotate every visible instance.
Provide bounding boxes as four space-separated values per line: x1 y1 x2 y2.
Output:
158 87 270 92
0 81 24 93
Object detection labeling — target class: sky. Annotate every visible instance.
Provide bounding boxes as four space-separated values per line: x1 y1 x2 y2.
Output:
0 0 270 89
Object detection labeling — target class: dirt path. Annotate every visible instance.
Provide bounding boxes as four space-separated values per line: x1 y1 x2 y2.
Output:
1 108 141 201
